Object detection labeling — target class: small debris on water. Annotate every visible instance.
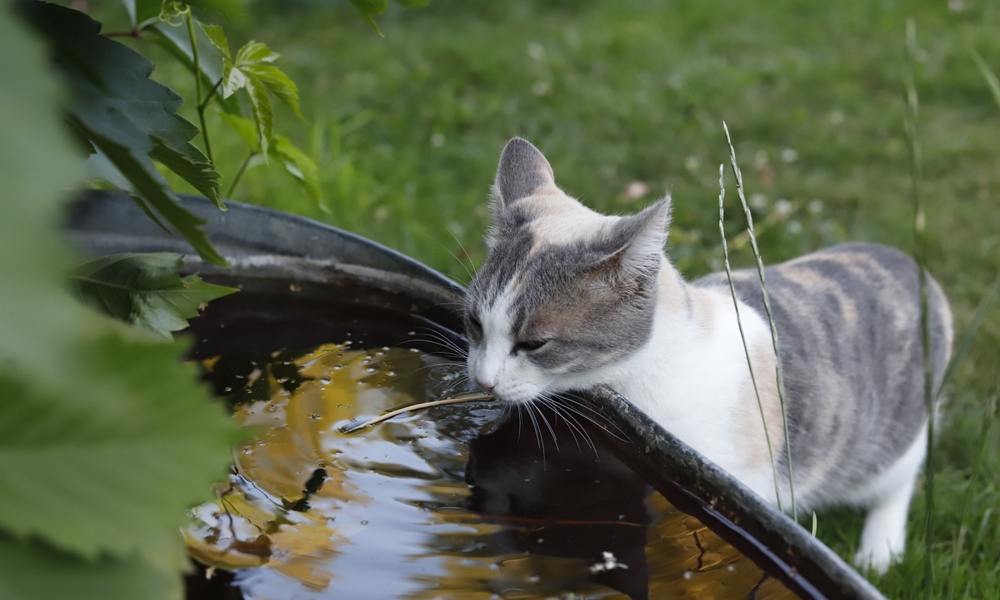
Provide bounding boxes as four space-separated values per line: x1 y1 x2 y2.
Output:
589 551 628 573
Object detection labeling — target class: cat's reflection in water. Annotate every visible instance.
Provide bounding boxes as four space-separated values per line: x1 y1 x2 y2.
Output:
464 401 653 600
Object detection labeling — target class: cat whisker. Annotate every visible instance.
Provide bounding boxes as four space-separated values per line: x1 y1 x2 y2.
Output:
412 327 470 358
547 392 629 442
529 398 560 453
523 400 545 464
445 227 479 284
539 394 598 456
541 396 603 454
401 335 469 361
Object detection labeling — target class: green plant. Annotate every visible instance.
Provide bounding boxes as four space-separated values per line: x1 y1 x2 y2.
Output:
0 1 328 597
0 6 235 599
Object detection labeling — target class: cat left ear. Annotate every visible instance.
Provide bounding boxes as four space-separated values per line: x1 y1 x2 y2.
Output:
492 137 557 211
592 196 672 278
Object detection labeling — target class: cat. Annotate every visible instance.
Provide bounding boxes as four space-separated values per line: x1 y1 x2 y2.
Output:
464 137 954 574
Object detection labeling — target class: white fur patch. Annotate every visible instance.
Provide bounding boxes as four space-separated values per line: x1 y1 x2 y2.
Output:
468 282 549 403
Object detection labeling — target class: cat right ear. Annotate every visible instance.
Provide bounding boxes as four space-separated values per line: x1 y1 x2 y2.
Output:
491 137 556 212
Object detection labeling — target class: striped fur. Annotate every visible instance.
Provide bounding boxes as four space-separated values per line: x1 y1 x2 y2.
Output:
465 138 954 573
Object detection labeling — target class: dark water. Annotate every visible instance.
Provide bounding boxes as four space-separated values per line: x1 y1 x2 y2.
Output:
184 294 793 600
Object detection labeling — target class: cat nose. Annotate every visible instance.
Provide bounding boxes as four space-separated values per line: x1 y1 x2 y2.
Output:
475 377 496 393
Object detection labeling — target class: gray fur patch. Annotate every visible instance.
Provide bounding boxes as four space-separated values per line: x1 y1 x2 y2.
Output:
494 138 556 207
466 212 660 374
696 242 953 501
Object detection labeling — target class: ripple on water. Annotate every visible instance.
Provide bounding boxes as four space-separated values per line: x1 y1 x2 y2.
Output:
185 343 793 600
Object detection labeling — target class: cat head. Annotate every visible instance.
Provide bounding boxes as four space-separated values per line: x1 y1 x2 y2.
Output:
465 138 671 404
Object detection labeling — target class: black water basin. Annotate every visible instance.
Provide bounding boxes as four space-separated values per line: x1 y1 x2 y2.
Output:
67 191 885 600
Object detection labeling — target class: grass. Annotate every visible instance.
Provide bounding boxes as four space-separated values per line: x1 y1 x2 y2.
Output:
145 0 1000 596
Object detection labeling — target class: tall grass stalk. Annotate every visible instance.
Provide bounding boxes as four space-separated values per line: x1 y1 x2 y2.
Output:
722 121 797 520
716 163 783 510
903 18 935 596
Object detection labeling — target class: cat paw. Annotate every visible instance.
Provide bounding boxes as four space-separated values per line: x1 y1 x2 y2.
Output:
853 544 898 575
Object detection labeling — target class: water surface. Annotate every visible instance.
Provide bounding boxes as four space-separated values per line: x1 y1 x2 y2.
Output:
185 333 793 599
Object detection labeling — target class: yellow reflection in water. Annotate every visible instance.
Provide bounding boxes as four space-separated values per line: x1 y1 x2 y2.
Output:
185 343 794 599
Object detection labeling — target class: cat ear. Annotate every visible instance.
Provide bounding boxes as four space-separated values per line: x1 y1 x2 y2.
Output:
592 196 672 279
492 137 557 210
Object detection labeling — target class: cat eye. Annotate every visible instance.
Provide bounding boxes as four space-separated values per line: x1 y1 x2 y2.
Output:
513 339 548 353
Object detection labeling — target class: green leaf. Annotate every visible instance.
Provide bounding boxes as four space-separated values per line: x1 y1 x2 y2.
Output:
81 116 226 265
246 75 274 158
2 2 236 589
396 0 430 7
0 534 181 600
158 0 189 25
351 0 388 17
350 0 387 34
150 141 221 207
220 113 261 152
272 136 324 209
1 1 88 367
72 253 238 338
202 22 230 59
246 63 302 117
18 2 226 264
0 333 235 568
235 40 280 65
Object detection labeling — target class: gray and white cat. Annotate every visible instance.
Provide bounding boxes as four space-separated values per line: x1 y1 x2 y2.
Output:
464 138 953 574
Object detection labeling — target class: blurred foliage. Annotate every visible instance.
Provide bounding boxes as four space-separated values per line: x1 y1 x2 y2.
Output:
0 4 236 599
72 253 237 338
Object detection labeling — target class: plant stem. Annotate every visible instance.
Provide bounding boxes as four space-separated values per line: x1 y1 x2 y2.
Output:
199 78 224 112
226 153 255 199
185 12 213 163
723 121 797 521
717 163 783 511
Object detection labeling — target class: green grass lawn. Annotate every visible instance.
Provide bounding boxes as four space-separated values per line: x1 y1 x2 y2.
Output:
163 0 999 596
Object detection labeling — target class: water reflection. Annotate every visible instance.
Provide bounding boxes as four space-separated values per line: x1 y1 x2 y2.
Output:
186 342 792 599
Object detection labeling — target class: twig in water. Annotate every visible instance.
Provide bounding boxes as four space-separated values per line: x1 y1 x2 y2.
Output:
340 392 493 433
717 163 783 511
722 121 797 521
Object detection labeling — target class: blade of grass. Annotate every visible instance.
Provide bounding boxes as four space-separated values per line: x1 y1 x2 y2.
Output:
970 47 1000 110
340 392 493 433
903 18 935 597
946 379 997 596
722 121 797 520
717 163 783 510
